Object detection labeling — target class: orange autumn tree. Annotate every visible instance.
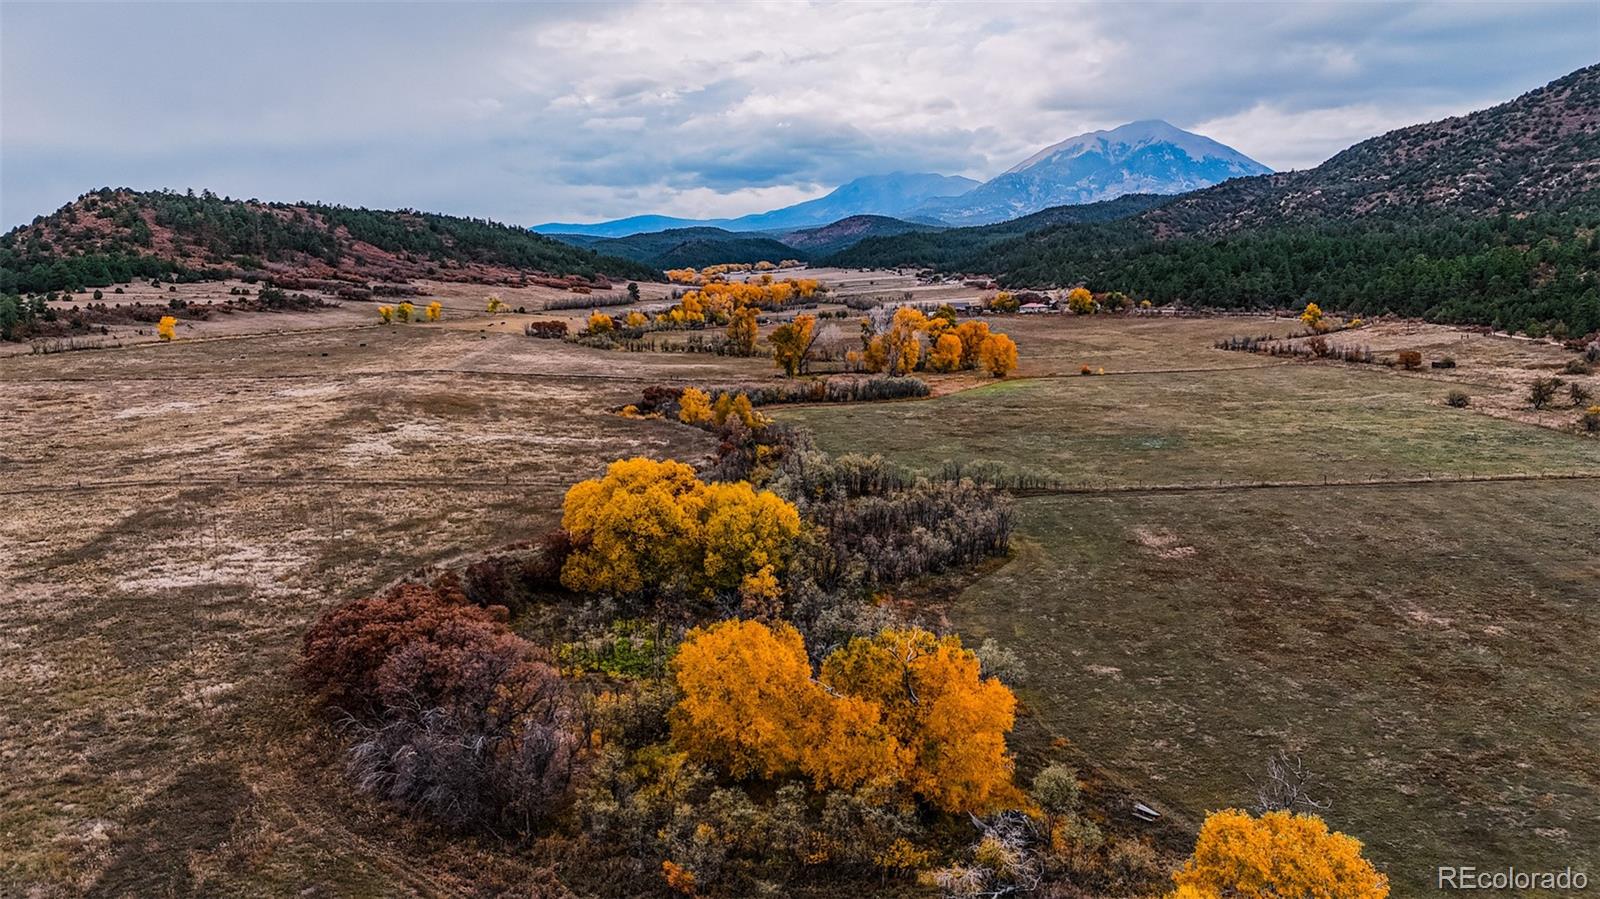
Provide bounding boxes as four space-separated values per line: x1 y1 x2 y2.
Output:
1300 302 1328 331
770 313 817 376
559 458 799 599
1066 286 1095 314
156 315 177 341
883 307 928 375
821 628 1022 812
671 621 1022 813
699 480 801 600
978 333 1018 377
670 619 823 779
561 458 705 596
854 311 1019 378
726 305 758 354
1169 809 1389 899
711 391 765 429
929 332 964 372
678 387 713 425
953 320 991 368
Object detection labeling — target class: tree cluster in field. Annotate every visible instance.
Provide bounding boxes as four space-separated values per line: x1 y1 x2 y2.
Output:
1528 376 1600 432
636 376 931 414
850 306 1020 377
0 287 334 341
651 276 824 326
628 381 1015 596
300 456 1042 896
375 300 443 324
1215 311 1431 370
542 291 638 311
664 261 803 284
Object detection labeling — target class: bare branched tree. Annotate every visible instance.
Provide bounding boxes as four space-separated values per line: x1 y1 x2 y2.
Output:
1254 751 1331 815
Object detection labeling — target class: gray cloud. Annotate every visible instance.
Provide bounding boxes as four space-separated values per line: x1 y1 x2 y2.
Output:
3 1 1596 227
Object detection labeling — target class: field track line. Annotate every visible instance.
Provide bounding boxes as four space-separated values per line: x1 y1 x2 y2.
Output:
0 474 573 496
1029 361 1290 378
1009 470 1600 498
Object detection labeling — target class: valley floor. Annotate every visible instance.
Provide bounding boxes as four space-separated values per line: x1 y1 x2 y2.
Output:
4 278 1597 896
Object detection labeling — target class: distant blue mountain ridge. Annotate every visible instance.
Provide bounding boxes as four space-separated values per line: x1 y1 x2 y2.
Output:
533 121 1270 237
532 172 977 238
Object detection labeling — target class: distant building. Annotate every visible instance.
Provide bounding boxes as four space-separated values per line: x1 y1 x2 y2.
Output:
1019 302 1050 314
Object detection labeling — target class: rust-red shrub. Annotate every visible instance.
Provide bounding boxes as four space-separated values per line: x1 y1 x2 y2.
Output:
301 581 510 714
525 320 569 338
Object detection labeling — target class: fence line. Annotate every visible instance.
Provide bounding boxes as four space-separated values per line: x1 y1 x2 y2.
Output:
1007 470 1600 498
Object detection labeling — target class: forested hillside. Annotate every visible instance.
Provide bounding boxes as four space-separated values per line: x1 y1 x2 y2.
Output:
775 215 944 256
0 188 661 294
822 193 1169 270
1145 64 1600 237
1000 210 1600 334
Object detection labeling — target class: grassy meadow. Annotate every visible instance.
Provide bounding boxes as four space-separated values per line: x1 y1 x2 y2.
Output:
778 320 1600 894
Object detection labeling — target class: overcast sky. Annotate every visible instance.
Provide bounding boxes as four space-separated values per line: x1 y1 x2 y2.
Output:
3 1 1597 228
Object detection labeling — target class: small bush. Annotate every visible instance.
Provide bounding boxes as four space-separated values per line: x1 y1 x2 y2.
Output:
1563 359 1592 376
304 577 582 833
524 320 568 338
1445 390 1470 408
301 580 508 713
1396 350 1422 370
1582 405 1600 433
344 675 578 832
1528 377 1564 409
1570 382 1594 407
462 542 568 616
1031 764 1082 818
975 638 1026 683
